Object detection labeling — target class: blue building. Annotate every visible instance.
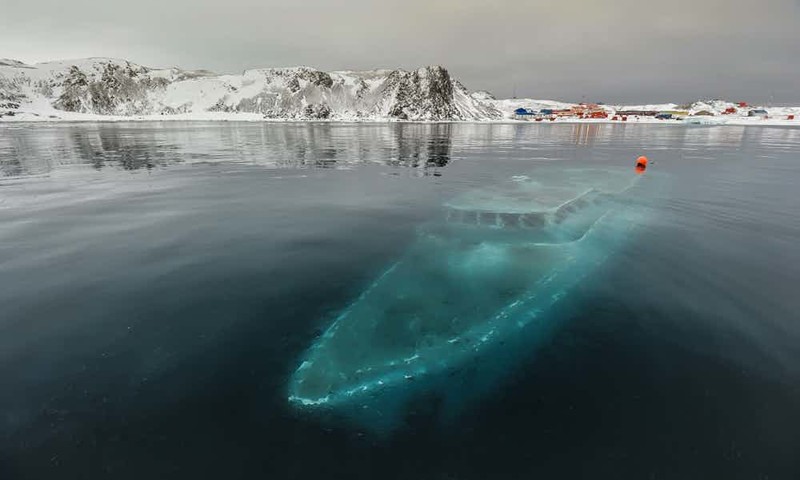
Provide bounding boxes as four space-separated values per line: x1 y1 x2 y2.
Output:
513 107 538 119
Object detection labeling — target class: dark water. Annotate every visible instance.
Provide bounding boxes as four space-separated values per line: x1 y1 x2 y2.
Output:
1 122 799 479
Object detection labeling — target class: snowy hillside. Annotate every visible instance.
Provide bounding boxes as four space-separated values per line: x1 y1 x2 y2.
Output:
0 58 501 121
2 57 798 124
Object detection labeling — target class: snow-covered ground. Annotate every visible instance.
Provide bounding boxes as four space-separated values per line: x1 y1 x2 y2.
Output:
489 97 800 126
2 57 798 126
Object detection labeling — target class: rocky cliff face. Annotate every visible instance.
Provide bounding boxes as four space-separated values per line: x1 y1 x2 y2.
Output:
54 62 169 115
385 66 457 120
0 58 500 121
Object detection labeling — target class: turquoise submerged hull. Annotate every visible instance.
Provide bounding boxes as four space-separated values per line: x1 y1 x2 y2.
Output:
289 167 648 428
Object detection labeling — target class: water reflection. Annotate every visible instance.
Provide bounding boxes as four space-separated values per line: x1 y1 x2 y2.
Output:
4 122 800 180
0 123 457 177
389 123 452 168
571 123 602 146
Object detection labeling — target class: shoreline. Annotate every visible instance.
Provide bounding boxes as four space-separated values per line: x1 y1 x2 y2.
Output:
2 113 799 127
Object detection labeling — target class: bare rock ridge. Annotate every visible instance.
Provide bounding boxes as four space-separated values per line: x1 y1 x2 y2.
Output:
0 58 501 120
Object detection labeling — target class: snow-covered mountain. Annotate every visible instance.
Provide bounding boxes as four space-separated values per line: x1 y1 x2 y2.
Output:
0 57 501 121
3 57 798 124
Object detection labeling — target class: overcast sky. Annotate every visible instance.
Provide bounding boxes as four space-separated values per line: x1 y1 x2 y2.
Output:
3 0 799 102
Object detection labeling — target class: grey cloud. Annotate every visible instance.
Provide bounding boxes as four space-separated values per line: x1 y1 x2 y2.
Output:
2 0 798 102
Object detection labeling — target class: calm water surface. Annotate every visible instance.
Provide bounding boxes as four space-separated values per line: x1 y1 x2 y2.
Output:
1 122 799 479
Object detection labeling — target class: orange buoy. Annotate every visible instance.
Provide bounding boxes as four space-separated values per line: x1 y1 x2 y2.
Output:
635 155 648 174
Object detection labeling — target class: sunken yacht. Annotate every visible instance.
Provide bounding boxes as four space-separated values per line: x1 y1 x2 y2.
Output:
288 164 650 427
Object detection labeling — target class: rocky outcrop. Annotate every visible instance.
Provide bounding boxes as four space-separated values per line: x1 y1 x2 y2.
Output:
0 75 26 118
54 62 169 115
385 66 458 120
